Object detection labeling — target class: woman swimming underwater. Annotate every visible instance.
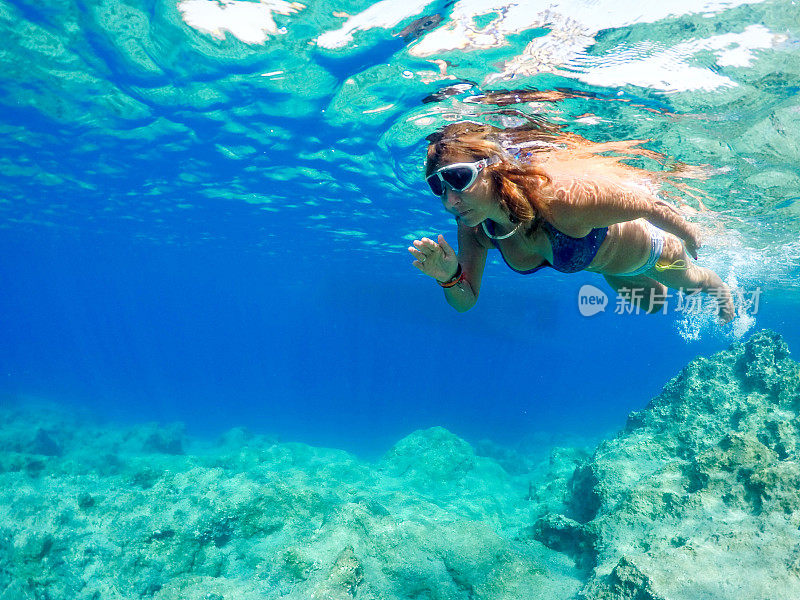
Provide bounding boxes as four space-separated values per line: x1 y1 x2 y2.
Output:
408 121 735 323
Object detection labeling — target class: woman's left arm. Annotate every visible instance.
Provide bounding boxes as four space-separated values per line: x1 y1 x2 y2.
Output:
548 178 701 258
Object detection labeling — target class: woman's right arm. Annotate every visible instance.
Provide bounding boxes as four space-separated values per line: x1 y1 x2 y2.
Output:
444 221 488 312
409 220 488 312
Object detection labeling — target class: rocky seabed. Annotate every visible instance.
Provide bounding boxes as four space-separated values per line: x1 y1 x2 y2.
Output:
2 330 799 600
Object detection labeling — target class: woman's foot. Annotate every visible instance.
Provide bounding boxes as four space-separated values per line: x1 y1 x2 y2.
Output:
714 284 735 324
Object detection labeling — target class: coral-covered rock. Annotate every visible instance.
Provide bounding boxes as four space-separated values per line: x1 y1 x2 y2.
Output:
381 426 477 483
558 330 800 599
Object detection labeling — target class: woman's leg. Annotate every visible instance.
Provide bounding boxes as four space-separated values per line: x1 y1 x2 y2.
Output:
646 233 735 323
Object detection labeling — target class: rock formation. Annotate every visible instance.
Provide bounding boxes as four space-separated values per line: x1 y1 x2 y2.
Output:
1 330 798 599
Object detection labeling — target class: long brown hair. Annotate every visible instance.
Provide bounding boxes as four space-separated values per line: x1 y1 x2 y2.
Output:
426 120 706 228
426 121 553 225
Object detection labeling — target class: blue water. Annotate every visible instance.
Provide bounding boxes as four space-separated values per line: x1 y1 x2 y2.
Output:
3 0 800 456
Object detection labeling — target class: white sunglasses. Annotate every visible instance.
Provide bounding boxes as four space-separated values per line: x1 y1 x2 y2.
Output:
425 156 500 196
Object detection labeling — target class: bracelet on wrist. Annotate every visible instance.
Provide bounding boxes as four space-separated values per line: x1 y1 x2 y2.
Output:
438 263 464 288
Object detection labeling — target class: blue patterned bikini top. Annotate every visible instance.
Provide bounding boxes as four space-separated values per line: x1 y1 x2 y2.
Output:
483 219 608 274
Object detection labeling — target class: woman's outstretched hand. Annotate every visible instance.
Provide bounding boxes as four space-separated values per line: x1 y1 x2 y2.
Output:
409 235 459 282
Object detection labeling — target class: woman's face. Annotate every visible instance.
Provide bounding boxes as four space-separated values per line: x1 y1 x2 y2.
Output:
433 152 500 227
